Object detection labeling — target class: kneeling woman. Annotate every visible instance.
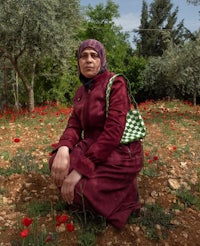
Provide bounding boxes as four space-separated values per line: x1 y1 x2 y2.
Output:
49 39 143 229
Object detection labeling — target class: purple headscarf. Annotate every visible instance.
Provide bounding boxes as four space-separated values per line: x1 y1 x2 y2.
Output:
78 39 107 78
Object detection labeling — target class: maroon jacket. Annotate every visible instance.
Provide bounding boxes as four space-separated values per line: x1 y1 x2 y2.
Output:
49 70 143 228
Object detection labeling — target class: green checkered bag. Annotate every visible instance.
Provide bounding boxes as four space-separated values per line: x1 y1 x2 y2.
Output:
106 74 146 144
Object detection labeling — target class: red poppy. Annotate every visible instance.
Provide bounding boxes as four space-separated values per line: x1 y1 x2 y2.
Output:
56 214 69 226
51 143 58 148
66 222 75 232
153 156 158 161
20 228 29 238
22 217 33 227
172 146 177 151
13 138 20 143
148 159 153 164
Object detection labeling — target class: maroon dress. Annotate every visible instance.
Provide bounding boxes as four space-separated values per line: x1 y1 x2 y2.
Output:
49 70 143 229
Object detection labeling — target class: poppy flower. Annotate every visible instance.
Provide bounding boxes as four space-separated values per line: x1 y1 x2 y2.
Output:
13 138 20 143
66 222 75 232
51 143 58 148
56 214 69 226
172 146 177 151
153 156 159 161
22 217 33 227
20 228 29 238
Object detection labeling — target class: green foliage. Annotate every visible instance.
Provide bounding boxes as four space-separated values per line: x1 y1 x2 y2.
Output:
125 56 147 95
136 0 187 57
74 210 106 246
130 204 173 240
48 58 81 104
142 31 200 103
26 201 52 217
0 0 81 111
176 187 196 208
0 150 10 161
0 148 50 176
143 166 158 177
77 231 96 246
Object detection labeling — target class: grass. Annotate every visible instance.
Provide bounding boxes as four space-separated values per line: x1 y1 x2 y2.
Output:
142 165 158 177
0 148 50 176
0 150 10 161
129 204 173 240
175 183 200 210
25 200 53 217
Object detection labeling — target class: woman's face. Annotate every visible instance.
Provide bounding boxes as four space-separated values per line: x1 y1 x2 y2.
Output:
79 48 101 78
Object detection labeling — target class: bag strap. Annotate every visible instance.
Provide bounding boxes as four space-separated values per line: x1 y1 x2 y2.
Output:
106 73 137 116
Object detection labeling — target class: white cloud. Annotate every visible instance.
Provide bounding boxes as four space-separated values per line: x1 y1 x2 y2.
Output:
114 12 140 33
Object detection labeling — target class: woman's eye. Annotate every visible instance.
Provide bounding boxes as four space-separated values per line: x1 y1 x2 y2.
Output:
91 53 99 59
80 54 87 59
80 53 99 59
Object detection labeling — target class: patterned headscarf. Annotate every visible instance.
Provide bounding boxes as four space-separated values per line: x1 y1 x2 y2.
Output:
78 39 107 78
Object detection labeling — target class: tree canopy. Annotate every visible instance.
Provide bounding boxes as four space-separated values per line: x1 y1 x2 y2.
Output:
135 0 187 57
143 31 200 105
0 0 81 111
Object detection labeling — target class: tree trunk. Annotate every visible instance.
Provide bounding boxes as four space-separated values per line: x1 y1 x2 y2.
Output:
193 89 197 106
9 56 36 112
28 87 35 112
28 62 36 112
13 72 20 111
193 77 197 106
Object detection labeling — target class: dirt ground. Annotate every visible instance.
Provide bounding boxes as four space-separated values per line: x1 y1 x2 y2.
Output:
0 101 200 245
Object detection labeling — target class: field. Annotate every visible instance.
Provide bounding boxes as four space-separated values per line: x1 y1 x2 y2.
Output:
0 100 200 246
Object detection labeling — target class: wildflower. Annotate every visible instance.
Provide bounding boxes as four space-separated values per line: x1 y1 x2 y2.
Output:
172 146 177 151
22 217 33 227
66 222 75 232
13 138 20 143
51 143 58 148
153 156 158 161
148 159 153 164
56 214 69 226
20 228 29 238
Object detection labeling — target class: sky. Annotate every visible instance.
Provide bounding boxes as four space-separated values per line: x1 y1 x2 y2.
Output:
80 0 200 44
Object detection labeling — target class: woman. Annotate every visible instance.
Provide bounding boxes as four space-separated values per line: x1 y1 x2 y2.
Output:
49 39 143 229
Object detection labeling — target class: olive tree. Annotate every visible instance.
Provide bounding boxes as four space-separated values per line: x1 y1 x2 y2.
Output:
144 32 200 104
0 0 81 111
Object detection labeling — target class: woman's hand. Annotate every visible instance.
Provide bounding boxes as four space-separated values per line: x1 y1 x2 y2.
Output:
51 146 70 188
61 170 82 204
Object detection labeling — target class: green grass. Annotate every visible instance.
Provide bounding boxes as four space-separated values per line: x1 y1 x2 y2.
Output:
0 150 11 160
73 210 106 246
176 186 200 209
142 165 158 177
0 148 50 176
129 204 173 241
25 200 53 217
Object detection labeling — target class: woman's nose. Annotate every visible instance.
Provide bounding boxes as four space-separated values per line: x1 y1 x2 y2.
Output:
86 54 92 62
